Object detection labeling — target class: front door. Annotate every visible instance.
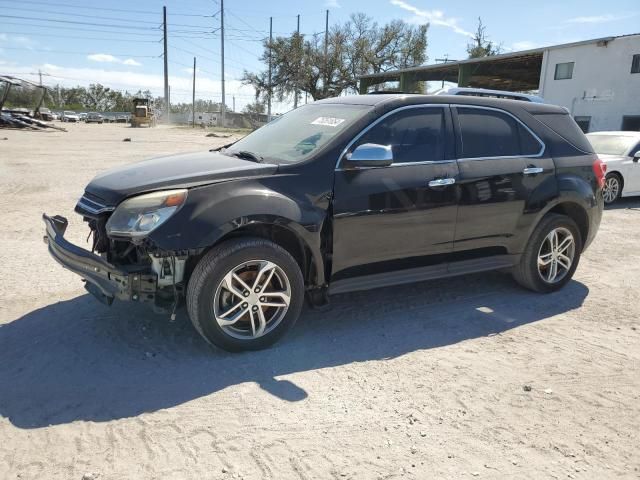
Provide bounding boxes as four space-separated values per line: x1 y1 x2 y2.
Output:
331 105 459 281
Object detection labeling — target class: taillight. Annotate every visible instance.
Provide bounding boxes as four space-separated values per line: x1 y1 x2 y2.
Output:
593 157 606 189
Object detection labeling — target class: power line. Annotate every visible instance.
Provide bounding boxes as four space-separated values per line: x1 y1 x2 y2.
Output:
0 46 160 58
0 14 161 30
0 30 160 43
0 21 161 36
0 0 214 17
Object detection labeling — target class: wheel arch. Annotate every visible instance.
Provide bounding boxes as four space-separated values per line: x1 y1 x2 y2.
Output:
187 217 325 289
546 202 589 250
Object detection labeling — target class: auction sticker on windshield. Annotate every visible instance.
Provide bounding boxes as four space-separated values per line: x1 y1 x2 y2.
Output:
311 117 345 127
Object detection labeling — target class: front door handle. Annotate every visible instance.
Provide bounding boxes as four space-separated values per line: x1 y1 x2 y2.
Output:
523 167 544 175
428 178 456 187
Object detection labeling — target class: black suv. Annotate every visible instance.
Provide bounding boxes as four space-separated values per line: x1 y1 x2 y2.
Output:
43 94 605 351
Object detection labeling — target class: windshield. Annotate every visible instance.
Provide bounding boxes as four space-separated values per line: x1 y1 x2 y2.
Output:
64 111 75 115
587 134 638 156
226 104 371 164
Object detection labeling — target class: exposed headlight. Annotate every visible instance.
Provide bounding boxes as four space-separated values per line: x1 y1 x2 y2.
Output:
106 189 188 238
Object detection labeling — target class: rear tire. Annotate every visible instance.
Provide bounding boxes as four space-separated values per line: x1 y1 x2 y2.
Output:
603 173 622 204
186 237 305 352
512 214 582 293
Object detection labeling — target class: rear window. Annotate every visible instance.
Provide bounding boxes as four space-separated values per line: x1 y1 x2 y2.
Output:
456 107 542 158
586 134 638 156
533 113 594 153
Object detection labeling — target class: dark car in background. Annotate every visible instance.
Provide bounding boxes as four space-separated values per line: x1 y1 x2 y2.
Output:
43 94 604 351
85 112 104 124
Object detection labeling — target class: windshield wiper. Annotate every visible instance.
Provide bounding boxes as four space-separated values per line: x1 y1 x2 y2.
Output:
210 140 237 152
228 150 264 163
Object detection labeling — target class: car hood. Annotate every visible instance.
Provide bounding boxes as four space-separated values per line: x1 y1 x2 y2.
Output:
84 150 279 205
598 154 626 162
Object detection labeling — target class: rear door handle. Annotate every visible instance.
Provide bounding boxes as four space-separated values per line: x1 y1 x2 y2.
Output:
428 178 456 187
523 167 544 175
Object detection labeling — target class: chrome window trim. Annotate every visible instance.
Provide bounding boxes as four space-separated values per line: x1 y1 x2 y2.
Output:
453 105 546 161
334 104 450 171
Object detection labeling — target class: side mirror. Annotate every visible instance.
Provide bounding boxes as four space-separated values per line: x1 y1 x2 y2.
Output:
345 143 393 168
633 151 640 163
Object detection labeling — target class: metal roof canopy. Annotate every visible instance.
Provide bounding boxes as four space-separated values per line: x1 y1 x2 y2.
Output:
358 35 627 94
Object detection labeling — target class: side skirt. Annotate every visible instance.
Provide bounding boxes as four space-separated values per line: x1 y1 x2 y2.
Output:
328 255 519 295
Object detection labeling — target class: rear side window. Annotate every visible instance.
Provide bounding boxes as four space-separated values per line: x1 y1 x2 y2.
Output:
456 107 542 159
533 113 594 154
355 108 446 163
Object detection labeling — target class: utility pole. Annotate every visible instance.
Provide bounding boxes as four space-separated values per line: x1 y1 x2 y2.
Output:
267 16 272 122
324 9 329 96
232 95 235 112
324 10 329 60
163 6 169 123
192 56 196 128
38 69 42 86
220 0 226 127
294 14 300 109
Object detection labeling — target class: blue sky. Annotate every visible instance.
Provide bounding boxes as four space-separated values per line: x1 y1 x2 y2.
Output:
0 0 638 112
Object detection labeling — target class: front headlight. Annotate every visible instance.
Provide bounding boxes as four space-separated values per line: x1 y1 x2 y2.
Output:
106 189 188 238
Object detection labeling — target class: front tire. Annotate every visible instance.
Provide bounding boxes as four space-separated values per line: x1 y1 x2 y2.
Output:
603 173 622 204
186 237 305 352
512 214 582 293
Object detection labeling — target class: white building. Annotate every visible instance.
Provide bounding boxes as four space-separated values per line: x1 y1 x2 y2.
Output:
358 33 640 132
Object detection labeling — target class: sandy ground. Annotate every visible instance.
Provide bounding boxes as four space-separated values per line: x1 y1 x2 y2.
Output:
0 123 639 480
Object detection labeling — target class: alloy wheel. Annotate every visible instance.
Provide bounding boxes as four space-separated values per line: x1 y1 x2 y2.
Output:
537 227 576 284
213 260 291 339
603 176 620 204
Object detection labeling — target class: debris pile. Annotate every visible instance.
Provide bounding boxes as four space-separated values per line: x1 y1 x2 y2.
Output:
0 76 67 132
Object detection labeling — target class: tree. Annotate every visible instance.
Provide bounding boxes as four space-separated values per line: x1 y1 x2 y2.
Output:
243 13 428 102
83 83 112 110
466 17 501 58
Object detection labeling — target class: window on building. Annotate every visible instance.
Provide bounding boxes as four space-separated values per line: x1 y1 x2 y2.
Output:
574 116 591 133
355 108 446 163
456 108 541 158
631 54 640 74
554 62 574 80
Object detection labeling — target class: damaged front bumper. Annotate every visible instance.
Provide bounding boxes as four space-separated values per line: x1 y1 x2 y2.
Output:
42 214 157 305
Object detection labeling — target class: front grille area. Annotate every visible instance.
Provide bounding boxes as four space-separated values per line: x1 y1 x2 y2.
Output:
75 194 115 217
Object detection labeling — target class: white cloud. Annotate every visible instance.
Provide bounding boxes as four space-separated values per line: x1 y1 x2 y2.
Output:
566 13 631 24
325 0 340 7
510 41 539 51
87 53 142 67
390 0 473 37
0 34 37 50
88 53 119 63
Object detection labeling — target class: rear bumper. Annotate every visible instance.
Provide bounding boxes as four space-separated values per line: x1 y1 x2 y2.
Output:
43 214 156 305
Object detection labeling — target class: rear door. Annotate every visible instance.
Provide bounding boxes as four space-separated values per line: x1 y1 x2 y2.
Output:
451 105 554 256
331 105 459 281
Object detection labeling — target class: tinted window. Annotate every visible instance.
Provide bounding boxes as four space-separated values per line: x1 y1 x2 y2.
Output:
631 54 640 74
354 108 445 163
554 62 574 80
456 108 541 158
534 113 594 154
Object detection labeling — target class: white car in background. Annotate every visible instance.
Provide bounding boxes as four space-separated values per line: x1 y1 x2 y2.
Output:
587 131 640 204
61 110 80 122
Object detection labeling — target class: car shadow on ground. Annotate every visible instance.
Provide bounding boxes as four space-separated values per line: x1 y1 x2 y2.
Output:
604 197 640 211
0 272 588 429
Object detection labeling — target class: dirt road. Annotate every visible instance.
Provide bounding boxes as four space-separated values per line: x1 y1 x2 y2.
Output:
1 124 639 479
